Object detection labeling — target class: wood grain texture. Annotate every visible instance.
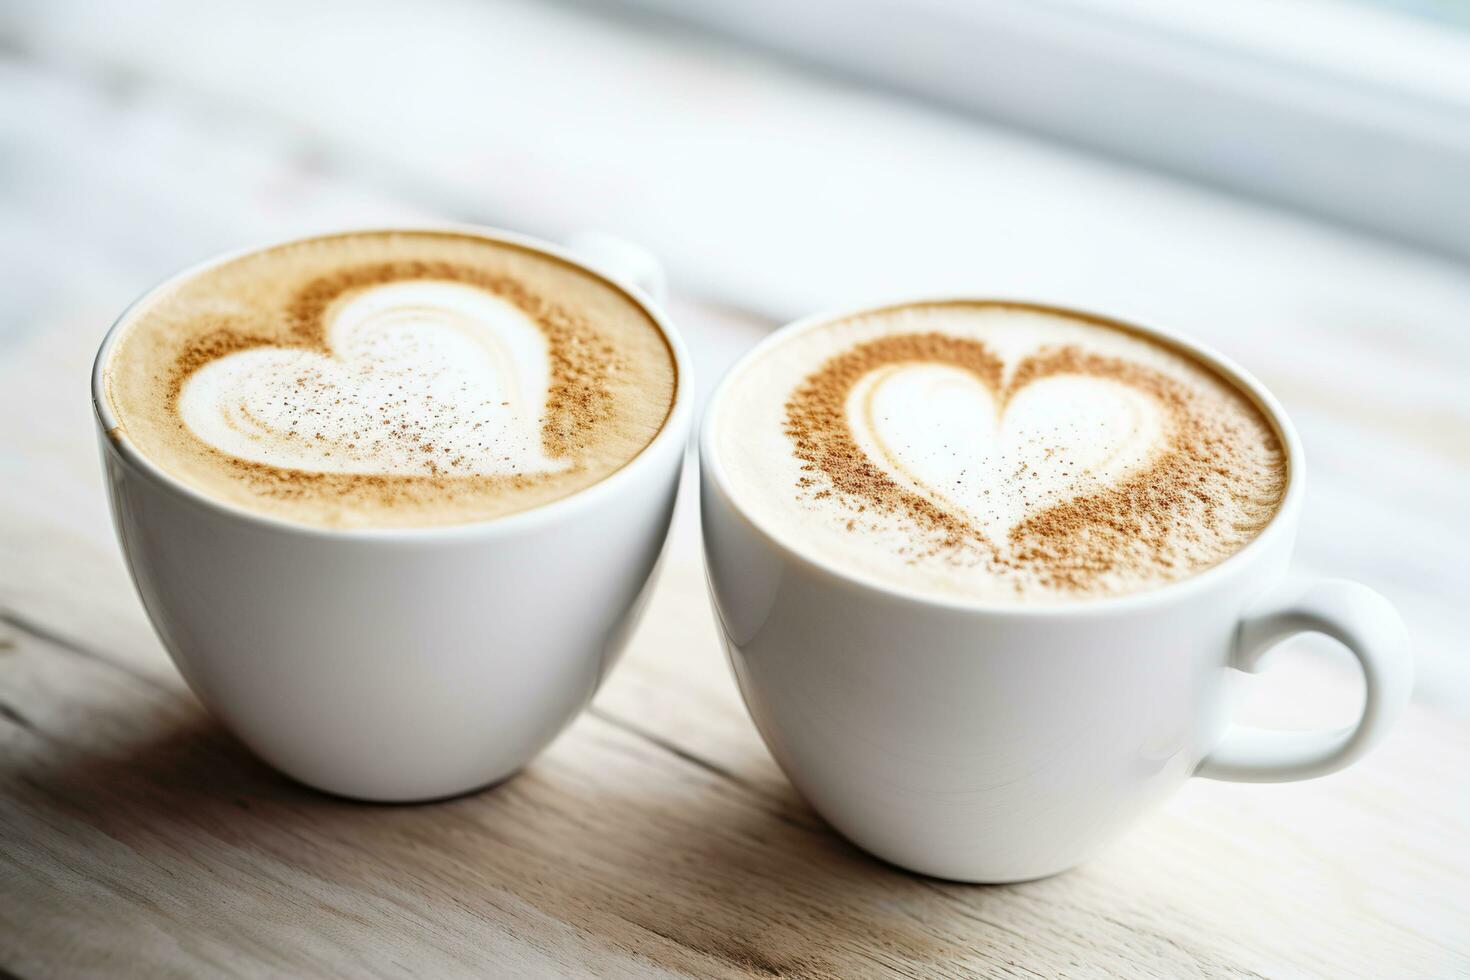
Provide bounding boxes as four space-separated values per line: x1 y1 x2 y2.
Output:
2 1 1469 975
4 506 1469 979
2 311 1468 979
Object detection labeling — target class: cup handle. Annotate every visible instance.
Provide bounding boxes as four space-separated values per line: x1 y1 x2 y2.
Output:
1195 579 1412 783
564 231 668 307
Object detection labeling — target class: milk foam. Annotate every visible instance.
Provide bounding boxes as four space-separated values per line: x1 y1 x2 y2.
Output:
103 230 677 528
178 281 568 478
849 364 1166 546
715 303 1286 603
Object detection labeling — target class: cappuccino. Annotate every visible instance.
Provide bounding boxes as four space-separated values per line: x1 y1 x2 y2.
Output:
713 301 1287 603
103 230 677 528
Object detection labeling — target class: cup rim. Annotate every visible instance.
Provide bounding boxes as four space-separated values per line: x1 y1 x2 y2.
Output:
91 223 692 542
700 296 1304 617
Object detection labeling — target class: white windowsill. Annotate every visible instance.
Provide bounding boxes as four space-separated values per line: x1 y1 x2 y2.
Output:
620 0 1470 259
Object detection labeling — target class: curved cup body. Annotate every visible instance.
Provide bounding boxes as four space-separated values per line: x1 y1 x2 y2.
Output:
696 297 1384 883
704 466 1298 881
93 225 689 801
101 427 683 800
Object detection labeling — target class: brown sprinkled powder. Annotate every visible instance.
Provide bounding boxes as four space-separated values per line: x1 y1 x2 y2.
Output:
104 230 676 528
164 260 623 510
785 332 1002 552
783 332 1286 597
279 259 618 459
168 327 275 403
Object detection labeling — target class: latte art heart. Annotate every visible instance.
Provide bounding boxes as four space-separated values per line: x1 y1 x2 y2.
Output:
722 305 1288 602
178 281 568 478
103 231 676 527
847 364 1167 544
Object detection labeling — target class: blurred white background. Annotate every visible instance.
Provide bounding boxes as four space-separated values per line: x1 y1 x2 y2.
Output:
2 0 1468 711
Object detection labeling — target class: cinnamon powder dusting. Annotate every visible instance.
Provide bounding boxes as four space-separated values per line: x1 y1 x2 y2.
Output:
784 331 1286 598
168 261 622 513
282 261 618 459
104 230 675 528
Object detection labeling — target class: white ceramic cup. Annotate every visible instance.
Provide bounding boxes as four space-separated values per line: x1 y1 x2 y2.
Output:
699 298 1412 882
92 227 691 802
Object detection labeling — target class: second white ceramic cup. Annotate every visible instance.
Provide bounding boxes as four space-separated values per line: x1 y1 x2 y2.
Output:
93 227 691 802
700 299 1412 882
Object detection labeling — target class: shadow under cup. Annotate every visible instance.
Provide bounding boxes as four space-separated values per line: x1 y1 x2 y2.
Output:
91 226 693 802
698 298 1410 883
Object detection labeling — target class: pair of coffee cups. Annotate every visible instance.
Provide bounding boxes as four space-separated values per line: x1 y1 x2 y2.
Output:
93 227 1410 882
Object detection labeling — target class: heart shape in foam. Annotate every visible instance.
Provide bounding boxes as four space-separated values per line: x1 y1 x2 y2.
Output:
177 280 569 477
844 360 1167 542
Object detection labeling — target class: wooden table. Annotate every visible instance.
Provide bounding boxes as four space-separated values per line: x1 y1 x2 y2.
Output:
2 2 1469 976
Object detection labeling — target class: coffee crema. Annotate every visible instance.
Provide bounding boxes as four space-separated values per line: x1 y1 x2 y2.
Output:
104 230 677 528
714 302 1287 603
